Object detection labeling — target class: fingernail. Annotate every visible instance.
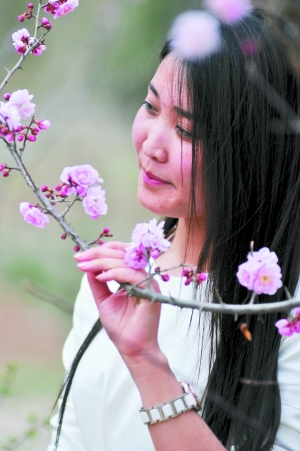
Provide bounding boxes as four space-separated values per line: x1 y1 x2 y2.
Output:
77 262 88 269
74 253 84 260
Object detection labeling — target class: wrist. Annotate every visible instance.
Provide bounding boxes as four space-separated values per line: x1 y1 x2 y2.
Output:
123 349 184 407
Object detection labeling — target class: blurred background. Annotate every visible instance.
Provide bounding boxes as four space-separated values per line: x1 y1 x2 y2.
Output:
0 0 300 448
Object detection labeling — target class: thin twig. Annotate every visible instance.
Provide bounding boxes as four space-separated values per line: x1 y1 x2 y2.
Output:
22 280 73 315
34 0 43 40
0 30 49 93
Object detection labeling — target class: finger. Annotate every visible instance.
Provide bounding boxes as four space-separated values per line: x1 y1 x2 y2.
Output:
95 267 160 292
87 272 113 303
77 257 129 272
74 245 127 262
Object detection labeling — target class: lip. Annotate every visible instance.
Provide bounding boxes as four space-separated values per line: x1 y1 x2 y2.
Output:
142 169 169 186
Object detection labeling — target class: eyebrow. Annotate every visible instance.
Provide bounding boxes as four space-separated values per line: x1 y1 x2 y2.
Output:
149 82 193 120
149 82 159 98
174 106 193 120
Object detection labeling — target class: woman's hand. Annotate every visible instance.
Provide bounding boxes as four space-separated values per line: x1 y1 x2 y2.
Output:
74 242 162 360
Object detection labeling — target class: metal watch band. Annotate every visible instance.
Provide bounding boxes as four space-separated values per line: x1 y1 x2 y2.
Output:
139 381 201 425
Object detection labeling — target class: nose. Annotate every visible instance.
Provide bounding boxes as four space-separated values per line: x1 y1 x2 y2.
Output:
142 126 169 163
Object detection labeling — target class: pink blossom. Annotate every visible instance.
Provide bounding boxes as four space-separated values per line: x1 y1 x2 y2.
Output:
237 248 282 295
124 243 148 269
31 44 46 56
19 202 50 228
169 11 221 60
28 38 46 56
205 0 252 24
54 0 79 19
70 165 102 189
0 101 21 130
131 218 171 252
12 28 30 44
60 164 102 193
37 119 51 130
275 308 300 337
9 89 35 119
82 186 108 219
125 219 171 269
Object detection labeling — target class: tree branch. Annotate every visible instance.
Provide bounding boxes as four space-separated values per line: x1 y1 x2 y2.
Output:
122 283 300 316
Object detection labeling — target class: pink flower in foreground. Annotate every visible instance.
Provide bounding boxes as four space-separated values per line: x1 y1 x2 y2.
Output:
54 0 79 19
82 186 108 219
124 243 148 269
20 202 50 228
275 308 300 337
169 11 221 60
131 218 171 252
237 247 282 295
205 0 252 24
125 219 171 269
9 89 35 119
0 101 21 130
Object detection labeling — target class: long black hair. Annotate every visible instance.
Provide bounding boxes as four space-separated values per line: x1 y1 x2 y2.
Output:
164 8 300 450
55 9 300 451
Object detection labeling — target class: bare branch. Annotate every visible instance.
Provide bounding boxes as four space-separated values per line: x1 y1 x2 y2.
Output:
122 283 300 316
22 280 73 315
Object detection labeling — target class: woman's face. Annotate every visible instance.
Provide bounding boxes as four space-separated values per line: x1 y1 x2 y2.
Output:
132 54 203 219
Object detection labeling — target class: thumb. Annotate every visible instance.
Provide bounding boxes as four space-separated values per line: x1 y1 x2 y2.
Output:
87 272 112 305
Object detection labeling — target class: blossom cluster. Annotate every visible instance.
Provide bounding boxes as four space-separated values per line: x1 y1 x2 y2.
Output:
275 308 300 337
45 0 79 20
57 165 107 220
236 247 282 295
182 268 208 286
19 164 107 229
0 89 50 143
169 0 252 60
124 219 171 269
12 28 46 56
20 202 49 228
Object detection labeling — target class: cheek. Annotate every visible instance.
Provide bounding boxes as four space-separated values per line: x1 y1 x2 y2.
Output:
132 111 146 153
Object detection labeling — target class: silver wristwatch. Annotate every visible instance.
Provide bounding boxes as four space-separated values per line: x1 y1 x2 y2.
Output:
139 381 201 425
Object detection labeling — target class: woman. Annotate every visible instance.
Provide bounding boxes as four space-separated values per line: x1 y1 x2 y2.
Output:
49 7 300 451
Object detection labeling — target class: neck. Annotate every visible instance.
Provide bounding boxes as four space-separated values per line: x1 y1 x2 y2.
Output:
156 217 206 276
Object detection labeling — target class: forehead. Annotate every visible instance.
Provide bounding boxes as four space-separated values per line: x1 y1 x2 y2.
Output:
150 54 188 108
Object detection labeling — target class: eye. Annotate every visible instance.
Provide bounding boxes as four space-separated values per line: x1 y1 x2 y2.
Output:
176 125 193 140
142 100 157 114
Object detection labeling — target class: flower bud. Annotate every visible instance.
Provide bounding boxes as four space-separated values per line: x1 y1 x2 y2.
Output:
27 134 36 142
37 119 51 130
2 169 10 177
41 17 49 25
41 185 49 192
28 3 34 9
74 245 81 252
97 240 104 246
54 184 62 191
17 134 24 142
3 93 11 101
103 227 110 234
161 274 170 282
31 127 40 136
61 233 67 240
0 164 7 172
18 14 25 22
